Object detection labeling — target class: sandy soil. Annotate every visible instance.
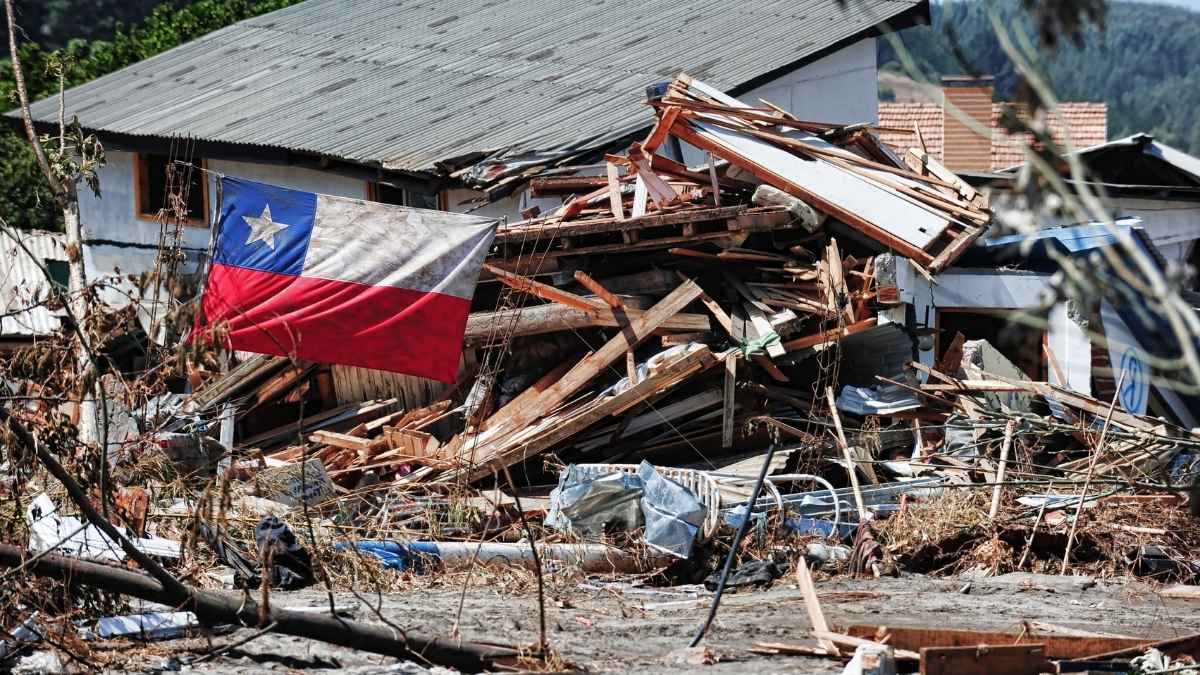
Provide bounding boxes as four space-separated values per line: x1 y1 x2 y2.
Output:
68 571 1200 674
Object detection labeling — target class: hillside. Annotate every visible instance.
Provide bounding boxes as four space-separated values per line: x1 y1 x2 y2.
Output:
878 0 1200 153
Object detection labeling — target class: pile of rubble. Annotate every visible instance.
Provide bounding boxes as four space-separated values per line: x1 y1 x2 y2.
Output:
4 75 1200 674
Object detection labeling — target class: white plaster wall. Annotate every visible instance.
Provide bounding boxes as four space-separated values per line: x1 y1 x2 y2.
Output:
899 263 1093 395
742 38 878 126
205 159 367 204
1106 196 1200 270
77 151 372 281
78 151 212 279
678 39 878 167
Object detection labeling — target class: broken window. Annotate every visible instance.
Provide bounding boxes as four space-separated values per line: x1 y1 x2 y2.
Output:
135 153 208 226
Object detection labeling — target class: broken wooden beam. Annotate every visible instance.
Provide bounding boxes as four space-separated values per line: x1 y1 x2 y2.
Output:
483 263 599 316
573 270 624 308
490 278 704 434
463 303 709 345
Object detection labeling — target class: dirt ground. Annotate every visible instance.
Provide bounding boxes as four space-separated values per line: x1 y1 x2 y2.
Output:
60 571 1200 674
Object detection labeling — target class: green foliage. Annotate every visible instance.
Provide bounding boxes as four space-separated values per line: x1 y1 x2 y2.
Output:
1 0 304 230
0 128 55 229
879 0 1200 154
10 0 178 51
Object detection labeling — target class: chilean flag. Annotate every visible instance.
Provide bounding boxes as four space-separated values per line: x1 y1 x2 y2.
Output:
196 177 497 382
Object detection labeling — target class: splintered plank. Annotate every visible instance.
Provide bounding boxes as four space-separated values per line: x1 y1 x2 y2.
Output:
783 318 877 351
479 279 704 439
606 162 626 221
463 304 709 344
824 238 855 325
643 106 682 153
458 345 719 482
309 430 373 451
631 175 648 218
483 263 599 316
722 353 737 448
796 558 841 657
493 204 785 244
573 271 623 308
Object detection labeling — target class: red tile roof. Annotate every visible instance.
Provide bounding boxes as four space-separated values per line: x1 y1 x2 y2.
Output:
877 102 945 159
877 101 1107 170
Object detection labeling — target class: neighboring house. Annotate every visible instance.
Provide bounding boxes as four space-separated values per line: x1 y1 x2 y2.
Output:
877 76 1107 171
0 230 68 348
1035 134 1200 274
17 0 929 291
952 133 1200 281
882 219 1200 426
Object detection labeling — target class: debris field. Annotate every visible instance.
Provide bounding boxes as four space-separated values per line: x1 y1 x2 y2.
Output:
3 74 1200 675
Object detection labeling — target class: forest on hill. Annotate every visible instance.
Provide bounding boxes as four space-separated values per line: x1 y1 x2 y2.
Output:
878 0 1200 153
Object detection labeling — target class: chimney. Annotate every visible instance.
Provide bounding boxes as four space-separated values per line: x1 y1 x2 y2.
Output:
941 76 993 171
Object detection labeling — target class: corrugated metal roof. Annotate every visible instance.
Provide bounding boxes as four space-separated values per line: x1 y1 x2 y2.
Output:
22 0 926 173
0 230 68 337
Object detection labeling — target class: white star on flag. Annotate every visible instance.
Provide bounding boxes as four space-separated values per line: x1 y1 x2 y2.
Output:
242 204 290 250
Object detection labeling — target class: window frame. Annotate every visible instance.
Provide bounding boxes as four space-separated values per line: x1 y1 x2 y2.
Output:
133 152 210 228
365 180 445 211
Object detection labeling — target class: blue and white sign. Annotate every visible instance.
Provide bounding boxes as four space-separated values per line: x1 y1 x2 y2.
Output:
1101 302 1149 415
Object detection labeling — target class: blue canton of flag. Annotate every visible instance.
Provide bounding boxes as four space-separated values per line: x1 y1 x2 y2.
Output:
213 178 317 276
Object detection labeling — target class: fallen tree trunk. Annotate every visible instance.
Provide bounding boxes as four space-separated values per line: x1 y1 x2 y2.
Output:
0 543 532 671
0 408 539 671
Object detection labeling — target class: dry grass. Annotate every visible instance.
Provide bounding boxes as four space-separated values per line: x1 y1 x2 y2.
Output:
878 487 991 560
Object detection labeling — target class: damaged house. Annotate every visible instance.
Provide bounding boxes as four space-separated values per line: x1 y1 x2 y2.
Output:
15 0 929 293
8 1 1200 670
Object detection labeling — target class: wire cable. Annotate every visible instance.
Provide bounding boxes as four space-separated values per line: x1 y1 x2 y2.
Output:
687 442 778 647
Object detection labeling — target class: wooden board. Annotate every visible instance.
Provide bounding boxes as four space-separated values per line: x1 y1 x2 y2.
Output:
844 624 1153 660
464 303 709 344
455 345 720 482
921 645 1051 675
492 279 703 435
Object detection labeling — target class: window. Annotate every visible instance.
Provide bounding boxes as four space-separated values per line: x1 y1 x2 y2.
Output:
367 181 442 210
134 153 208 226
45 260 69 293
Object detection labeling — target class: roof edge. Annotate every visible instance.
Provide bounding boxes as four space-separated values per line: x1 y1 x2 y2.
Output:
728 0 931 99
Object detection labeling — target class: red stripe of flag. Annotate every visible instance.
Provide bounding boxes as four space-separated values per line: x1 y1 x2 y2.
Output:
199 263 468 382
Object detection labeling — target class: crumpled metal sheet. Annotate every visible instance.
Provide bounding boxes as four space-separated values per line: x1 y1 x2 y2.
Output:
546 461 708 559
545 465 644 536
638 461 707 559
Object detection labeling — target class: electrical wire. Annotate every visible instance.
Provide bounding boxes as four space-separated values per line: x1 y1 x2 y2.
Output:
687 443 778 648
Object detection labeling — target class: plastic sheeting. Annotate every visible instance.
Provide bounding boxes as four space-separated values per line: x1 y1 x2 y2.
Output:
546 461 708 558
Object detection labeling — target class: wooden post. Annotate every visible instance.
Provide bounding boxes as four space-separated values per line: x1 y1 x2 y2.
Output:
606 161 625 221
707 151 721 207
826 386 867 521
989 421 1015 520
722 353 737 448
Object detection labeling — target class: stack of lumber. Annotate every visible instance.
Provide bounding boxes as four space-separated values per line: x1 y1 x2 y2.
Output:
265 400 454 485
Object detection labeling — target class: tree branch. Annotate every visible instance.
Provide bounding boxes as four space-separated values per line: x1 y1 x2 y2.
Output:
3 0 65 203
0 543 531 671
